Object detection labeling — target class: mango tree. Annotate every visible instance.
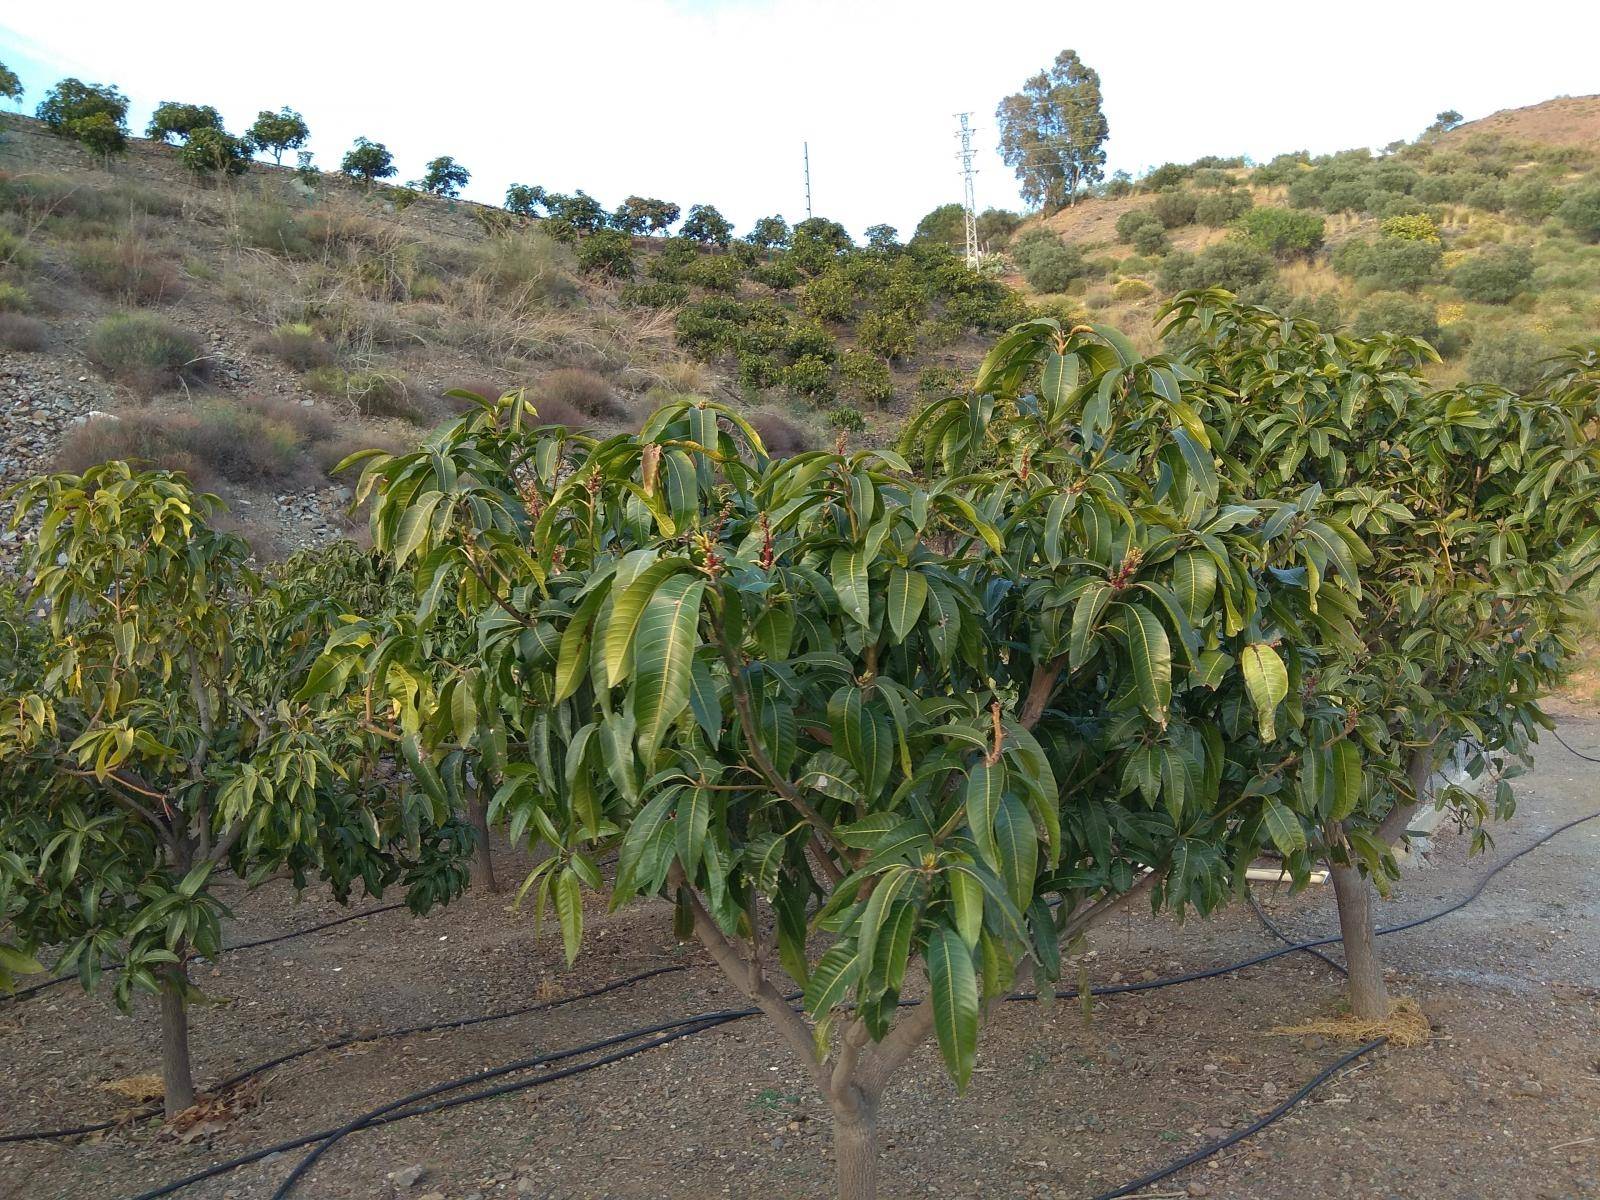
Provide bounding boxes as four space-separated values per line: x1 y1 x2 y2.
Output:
1166 292 1600 1017
332 319 1355 1199
0 465 470 1116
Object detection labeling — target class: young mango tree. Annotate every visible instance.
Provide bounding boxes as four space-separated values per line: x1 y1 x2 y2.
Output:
0 465 471 1116
330 316 1356 1198
1166 292 1600 1017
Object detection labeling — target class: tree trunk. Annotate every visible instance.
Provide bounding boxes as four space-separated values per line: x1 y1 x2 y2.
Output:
158 961 197 1117
832 1095 880 1200
1328 857 1389 1021
467 784 499 894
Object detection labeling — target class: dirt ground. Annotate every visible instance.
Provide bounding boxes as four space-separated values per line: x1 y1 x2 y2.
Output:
2 718 1598 1200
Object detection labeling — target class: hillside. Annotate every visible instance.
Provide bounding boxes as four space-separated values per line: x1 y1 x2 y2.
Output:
0 115 1005 562
1005 96 1600 381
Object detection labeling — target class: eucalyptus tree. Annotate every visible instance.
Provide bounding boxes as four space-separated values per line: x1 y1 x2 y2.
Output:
324 318 1353 1196
996 49 1109 210
0 466 470 1116
1166 291 1600 1017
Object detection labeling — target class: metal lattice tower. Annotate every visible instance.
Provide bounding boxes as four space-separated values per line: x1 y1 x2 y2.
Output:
955 113 979 267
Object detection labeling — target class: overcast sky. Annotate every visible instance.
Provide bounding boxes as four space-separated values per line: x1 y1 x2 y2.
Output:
4 2 1597 238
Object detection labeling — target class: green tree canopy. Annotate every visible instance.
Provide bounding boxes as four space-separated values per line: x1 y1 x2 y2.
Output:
340 136 396 185
145 101 223 144
996 50 1109 211
245 106 310 164
418 155 471 198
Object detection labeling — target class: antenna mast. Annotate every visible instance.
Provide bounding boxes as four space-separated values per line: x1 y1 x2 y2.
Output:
803 141 813 220
955 113 979 267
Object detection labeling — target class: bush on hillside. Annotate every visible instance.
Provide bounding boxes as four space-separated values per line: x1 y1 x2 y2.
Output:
1505 178 1561 222
1351 293 1440 344
751 255 802 291
1379 213 1440 243
1011 229 1094 292
748 412 814 457
304 366 425 422
0 313 49 351
915 363 965 399
1158 240 1274 294
737 352 782 392
86 313 208 395
1115 209 1162 244
1557 186 1600 243
620 280 689 309
0 282 29 312
838 349 894 406
70 236 181 304
1466 326 1554 391
254 322 335 370
1452 245 1535 304
534 368 627 422
1332 235 1443 291
1464 180 1506 212
1194 190 1252 227
799 271 855 323
1319 180 1371 213
783 354 834 401
1151 191 1199 229
1232 207 1324 258
178 128 251 179
1111 277 1153 302
575 229 636 277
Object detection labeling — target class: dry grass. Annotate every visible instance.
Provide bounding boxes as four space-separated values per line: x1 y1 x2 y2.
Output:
100 1075 165 1104
254 322 335 370
70 234 183 305
1272 996 1431 1049
534 367 628 422
304 365 430 423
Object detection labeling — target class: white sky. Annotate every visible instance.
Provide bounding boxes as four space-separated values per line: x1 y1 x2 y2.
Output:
4 2 1597 238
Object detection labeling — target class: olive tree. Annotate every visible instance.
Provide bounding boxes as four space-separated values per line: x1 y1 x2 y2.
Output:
329 317 1352 1197
0 466 470 1116
1167 292 1600 1018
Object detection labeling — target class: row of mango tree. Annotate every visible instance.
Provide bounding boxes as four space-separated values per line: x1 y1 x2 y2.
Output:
2 290 1597 1198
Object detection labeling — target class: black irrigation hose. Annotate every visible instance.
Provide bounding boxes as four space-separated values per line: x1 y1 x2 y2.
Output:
1247 888 1348 976
0 901 411 1006
37 806 1600 1199
125 1011 752 1200
0 963 689 1145
1082 1037 1389 1200
1549 727 1600 764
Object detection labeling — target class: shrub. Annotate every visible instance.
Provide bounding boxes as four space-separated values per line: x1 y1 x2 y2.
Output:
1464 180 1506 213
684 254 743 292
748 413 814 456
1115 208 1162 244
576 228 635 277
341 137 396 185
1452 245 1535 304
1232 207 1324 258
1151 191 1199 229
474 231 578 305
1011 229 1090 292
1332 236 1442 291
1129 222 1169 256
86 313 208 395
1351 293 1440 342
838 349 894 406
734 352 780 392
783 354 834 401
304 366 425 422
70 236 181 304
36 78 129 154
857 309 917 361
0 281 29 311
751 255 802 291
799 271 855 322
916 363 965 399
534 368 626 421
1111 277 1153 302
145 101 223 144
1194 190 1252 227
620 280 688 309
245 107 310 164
1159 240 1275 294
1505 178 1560 222
178 128 251 179
1557 185 1600 243
1319 180 1370 213
1466 326 1554 391
827 405 866 433
975 208 1023 249
0 313 48 351
255 322 334 369
784 320 836 364
1379 213 1440 243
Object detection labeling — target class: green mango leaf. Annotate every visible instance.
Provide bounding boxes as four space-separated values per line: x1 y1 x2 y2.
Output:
926 925 980 1091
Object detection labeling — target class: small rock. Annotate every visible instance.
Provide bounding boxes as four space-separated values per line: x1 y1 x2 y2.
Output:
419 1193 446 1200
1186 1184 1211 1197
389 1165 428 1189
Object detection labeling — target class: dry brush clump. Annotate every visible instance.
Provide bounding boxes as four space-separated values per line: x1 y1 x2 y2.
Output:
532 367 629 422
69 233 183 305
304 364 430 423
0 312 49 351
253 320 335 369
85 312 210 395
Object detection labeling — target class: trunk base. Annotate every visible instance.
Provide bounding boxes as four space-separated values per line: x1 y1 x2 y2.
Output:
159 964 197 1118
1329 859 1389 1021
833 1095 880 1200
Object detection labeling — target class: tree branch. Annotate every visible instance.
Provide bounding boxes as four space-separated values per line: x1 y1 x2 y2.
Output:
1019 656 1066 730
1060 867 1163 943
857 997 937 1097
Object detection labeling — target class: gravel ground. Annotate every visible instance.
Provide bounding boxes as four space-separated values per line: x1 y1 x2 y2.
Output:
3 720 1598 1200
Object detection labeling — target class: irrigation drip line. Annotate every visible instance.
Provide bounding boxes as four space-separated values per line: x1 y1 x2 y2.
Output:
1082 1037 1388 1200
0 962 689 1145
19 807 1598 1200
1550 727 1600 764
1247 889 1348 976
0 901 410 1006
